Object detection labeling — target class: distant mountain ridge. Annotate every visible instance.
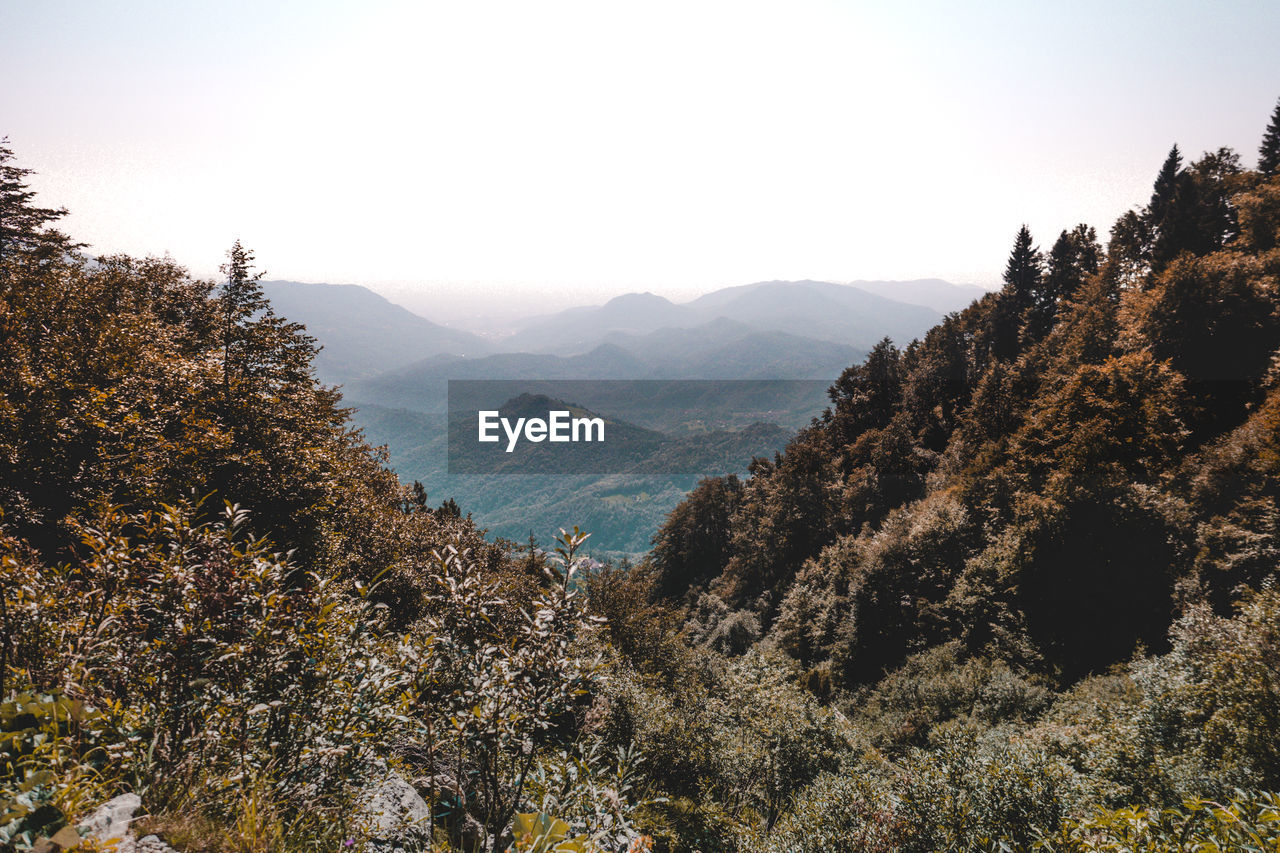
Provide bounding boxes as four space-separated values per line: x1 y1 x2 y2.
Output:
261 280 491 384
498 279 978 355
263 277 985 386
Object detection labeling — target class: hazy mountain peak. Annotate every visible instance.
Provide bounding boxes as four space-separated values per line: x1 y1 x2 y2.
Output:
261 280 491 385
602 291 675 308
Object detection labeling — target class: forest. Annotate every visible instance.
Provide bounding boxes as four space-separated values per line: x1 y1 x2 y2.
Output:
3 95 1280 852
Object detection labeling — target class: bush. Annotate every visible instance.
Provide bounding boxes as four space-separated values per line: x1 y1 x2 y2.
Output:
1038 790 1280 852
3 499 416 844
893 729 1080 853
0 691 116 850
852 642 1052 750
742 772 903 853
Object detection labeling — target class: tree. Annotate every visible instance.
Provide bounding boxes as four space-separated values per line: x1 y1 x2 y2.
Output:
1108 208 1151 286
651 474 744 600
1188 148 1242 252
1028 224 1103 341
827 338 903 444
1260 97 1280 176
988 226 1043 359
0 138 74 264
1002 225 1043 304
1145 144 1236 268
218 240 271 391
1147 145 1193 268
1150 145 1184 225
1044 225 1101 305
214 240 320 418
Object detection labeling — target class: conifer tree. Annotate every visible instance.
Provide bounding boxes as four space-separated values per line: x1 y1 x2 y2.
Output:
1260 97 1280 177
987 226 1044 357
0 137 73 264
219 240 270 392
1002 225 1043 304
1149 145 1184 224
1148 144 1204 268
1044 224 1101 305
216 240 317 393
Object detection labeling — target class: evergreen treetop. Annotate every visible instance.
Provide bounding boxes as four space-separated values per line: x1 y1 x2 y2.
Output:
0 137 73 264
1260 97 1280 176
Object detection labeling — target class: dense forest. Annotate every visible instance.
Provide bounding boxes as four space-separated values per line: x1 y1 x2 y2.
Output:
3 96 1280 852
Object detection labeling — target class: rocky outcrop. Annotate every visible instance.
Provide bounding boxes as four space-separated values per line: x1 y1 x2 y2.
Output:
361 772 433 853
74 794 177 853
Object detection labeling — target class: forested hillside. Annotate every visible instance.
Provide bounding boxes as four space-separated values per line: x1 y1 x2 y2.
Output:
3 95 1280 853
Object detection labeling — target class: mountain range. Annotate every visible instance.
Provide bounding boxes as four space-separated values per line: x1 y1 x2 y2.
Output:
262 276 987 555
265 277 986 387
496 279 976 356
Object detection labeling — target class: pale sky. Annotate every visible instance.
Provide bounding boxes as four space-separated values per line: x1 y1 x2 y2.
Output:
3 1 1278 321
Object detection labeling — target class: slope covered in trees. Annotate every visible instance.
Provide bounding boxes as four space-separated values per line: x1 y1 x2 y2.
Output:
653 127 1280 685
629 102 1280 846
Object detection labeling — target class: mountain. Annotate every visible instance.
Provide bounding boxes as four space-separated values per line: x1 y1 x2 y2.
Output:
683 280 941 346
500 291 696 353
503 279 947 356
624 325 863 379
343 328 857 414
843 278 990 314
346 344 651 413
261 280 491 384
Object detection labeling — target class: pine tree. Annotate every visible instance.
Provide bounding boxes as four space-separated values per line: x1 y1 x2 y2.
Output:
0 138 73 264
988 226 1043 357
219 240 270 392
1260 97 1280 177
1147 144 1202 267
1002 224 1043 303
217 240 318 400
1149 145 1183 224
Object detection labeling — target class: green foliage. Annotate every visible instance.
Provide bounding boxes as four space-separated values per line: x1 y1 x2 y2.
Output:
0 691 115 850
417 529 604 852
509 812 591 853
650 475 743 601
3 499 417 843
1038 790 1280 852
740 772 903 853
894 730 1080 853
1127 590 1280 798
851 642 1051 750
525 741 654 852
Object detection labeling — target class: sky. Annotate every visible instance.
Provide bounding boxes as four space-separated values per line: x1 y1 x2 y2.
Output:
3 0 1279 323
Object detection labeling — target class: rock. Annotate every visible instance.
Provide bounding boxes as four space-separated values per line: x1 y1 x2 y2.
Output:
80 793 142 848
362 771 433 853
77 794 178 853
136 835 180 853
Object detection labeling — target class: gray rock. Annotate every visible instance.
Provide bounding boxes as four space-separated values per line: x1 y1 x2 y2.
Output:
79 794 178 853
362 771 432 853
80 793 142 847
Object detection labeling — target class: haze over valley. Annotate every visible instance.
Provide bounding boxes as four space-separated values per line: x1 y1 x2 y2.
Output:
265 276 987 553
